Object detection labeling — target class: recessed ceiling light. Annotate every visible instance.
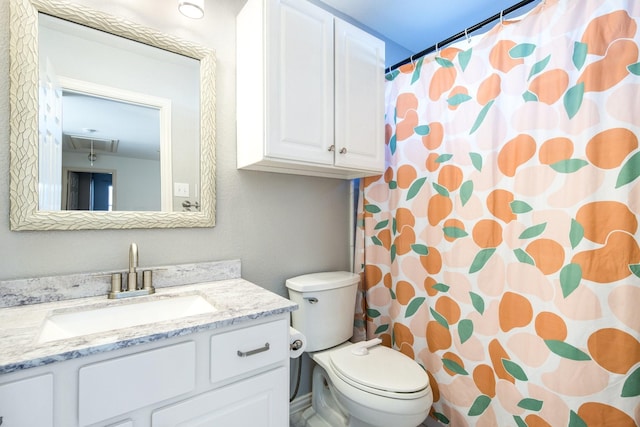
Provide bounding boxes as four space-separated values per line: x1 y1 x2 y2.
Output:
178 0 204 19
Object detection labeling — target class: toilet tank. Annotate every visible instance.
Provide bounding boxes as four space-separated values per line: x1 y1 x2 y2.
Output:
286 272 359 352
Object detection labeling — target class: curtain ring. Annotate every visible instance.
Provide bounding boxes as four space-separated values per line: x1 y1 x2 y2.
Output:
464 28 470 43
435 42 440 57
500 10 504 26
410 54 415 66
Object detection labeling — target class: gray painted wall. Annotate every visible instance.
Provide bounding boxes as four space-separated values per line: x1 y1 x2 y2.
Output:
2 0 355 398
1 0 352 288
308 0 412 67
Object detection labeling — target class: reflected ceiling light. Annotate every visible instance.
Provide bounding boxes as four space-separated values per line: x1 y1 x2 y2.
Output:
178 0 204 19
88 140 96 166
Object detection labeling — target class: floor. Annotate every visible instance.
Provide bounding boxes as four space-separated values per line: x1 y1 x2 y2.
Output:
290 410 438 427
291 422 433 427
289 410 305 427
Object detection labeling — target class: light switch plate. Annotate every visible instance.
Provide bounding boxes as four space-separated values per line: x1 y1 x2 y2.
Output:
174 183 190 197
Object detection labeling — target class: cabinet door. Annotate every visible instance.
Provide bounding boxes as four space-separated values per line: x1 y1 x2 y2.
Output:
79 341 196 426
265 0 335 165
334 19 385 173
0 374 53 427
151 367 288 427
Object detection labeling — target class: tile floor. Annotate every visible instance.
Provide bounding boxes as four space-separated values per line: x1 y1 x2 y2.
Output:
291 421 434 427
290 410 437 427
289 411 304 427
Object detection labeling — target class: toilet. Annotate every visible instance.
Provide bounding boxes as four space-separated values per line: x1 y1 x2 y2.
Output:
286 272 433 427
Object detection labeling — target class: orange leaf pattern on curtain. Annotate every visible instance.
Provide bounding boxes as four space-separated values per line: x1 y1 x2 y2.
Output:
354 1 640 425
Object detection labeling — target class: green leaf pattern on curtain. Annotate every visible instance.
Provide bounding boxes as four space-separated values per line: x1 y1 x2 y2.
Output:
528 54 551 80
468 395 492 416
572 41 588 70
459 48 473 71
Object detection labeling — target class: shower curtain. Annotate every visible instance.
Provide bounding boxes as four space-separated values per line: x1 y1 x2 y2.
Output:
354 0 640 425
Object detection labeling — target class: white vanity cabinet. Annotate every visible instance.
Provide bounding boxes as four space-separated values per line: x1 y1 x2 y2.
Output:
0 373 54 426
151 368 287 426
78 342 198 426
0 317 289 427
152 318 289 426
237 0 385 179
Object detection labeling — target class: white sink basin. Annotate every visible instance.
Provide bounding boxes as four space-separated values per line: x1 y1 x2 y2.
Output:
38 294 216 343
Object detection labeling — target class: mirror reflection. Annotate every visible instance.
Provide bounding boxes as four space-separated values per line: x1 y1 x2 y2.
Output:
38 13 200 213
63 169 114 211
47 90 164 211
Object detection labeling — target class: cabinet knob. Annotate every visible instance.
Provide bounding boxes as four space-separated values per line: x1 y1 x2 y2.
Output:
328 145 335 152
339 147 347 154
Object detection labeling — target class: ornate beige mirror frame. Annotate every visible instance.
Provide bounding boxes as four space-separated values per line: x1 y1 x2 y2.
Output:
9 0 216 230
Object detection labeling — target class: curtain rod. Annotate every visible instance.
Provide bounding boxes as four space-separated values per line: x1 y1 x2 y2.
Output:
385 0 539 73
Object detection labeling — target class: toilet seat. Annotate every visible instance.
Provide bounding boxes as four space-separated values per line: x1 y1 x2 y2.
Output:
329 343 430 400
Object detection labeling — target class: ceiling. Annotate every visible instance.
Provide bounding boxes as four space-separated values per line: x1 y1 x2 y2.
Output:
61 92 160 161
317 0 542 67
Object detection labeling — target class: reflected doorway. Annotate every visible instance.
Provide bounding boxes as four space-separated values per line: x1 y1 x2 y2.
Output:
63 169 115 211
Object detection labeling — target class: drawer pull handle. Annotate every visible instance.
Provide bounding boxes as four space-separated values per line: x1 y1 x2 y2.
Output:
237 342 270 357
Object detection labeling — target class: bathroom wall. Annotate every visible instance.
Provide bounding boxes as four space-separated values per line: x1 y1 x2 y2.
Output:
0 0 351 295
307 0 412 67
1 0 370 401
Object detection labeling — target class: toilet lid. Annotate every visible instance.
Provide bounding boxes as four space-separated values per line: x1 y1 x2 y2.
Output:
329 344 429 393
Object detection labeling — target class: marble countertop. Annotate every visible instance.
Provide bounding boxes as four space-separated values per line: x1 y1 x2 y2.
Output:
0 279 297 374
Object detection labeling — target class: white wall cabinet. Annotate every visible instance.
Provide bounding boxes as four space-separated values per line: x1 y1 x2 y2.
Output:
237 0 385 179
0 317 289 427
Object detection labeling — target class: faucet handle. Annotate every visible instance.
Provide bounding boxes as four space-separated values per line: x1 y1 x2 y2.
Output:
142 270 155 292
108 273 123 299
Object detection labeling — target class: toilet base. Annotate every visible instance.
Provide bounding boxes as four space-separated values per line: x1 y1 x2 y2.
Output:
303 364 349 427
305 345 432 427
304 363 416 427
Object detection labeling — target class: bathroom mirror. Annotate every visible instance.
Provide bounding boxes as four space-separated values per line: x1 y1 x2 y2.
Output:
9 0 216 230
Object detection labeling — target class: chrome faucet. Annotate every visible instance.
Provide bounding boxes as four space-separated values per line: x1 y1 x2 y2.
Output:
108 243 155 299
128 242 138 291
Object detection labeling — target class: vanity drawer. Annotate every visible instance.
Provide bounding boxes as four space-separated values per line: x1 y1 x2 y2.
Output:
210 319 288 383
79 341 196 426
